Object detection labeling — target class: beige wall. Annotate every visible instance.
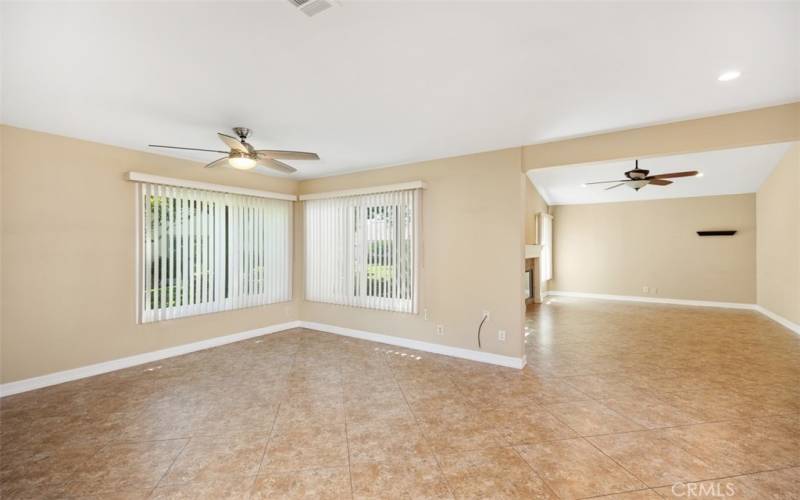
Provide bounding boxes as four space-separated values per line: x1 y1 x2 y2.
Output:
522 102 800 171
1 126 301 383
523 176 549 301
298 148 526 359
2 134 527 383
524 176 548 245
4 103 798 384
757 143 800 324
550 194 757 303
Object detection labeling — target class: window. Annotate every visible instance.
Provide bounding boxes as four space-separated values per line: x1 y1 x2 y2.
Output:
304 188 420 313
136 181 292 323
539 212 553 281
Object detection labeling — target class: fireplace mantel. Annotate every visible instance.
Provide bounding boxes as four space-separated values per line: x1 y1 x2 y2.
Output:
525 244 542 259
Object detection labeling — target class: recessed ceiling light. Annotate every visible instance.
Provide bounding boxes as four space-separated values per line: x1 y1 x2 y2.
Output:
581 183 588 188
718 70 741 82
696 172 704 177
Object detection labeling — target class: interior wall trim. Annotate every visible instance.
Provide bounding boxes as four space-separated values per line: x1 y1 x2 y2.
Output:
754 305 800 335
0 321 303 398
298 181 426 201
545 291 800 335
300 321 527 369
1 319 526 397
545 291 757 309
127 171 298 201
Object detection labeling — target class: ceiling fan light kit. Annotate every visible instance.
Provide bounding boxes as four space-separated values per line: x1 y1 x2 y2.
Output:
584 159 699 192
228 151 257 170
148 127 320 174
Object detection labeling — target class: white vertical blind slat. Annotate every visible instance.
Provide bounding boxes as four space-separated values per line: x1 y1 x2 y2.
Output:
137 182 291 323
166 187 174 319
157 185 165 320
144 184 152 320
304 189 419 314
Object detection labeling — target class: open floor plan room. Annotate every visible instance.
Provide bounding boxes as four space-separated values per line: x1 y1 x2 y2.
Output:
2 301 799 498
2 1 799 499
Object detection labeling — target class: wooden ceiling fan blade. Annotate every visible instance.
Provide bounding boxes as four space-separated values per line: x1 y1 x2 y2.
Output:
258 158 297 174
149 144 229 154
204 157 229 169
585 179 630 185
605 183 626 190
649 179 673 186
256 150 319 160
648 171 698 179
218 133 248 153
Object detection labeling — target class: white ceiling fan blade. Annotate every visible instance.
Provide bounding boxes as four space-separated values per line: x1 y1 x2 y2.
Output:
585 179 630 185
218 133 248 153
258 158 297 174
256 150 320 161
605 183 626 190
149 144 229 154
204 156 229 169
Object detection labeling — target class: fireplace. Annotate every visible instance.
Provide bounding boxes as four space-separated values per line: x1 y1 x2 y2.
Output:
524 269 534 300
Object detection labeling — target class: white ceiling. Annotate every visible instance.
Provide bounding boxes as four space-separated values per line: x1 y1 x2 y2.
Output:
527 142 794 205
2 2 798 179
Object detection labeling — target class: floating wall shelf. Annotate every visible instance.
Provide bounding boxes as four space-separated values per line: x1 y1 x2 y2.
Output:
697 230 737 236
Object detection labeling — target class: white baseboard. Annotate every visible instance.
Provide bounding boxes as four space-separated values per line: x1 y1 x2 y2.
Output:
1 319 525 397
546 291 800 336
299 321 527 369
546 291 757 310
754 305 800 335
0 321 302 398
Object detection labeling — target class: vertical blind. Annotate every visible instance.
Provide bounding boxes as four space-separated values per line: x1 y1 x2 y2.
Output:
539 213 553 281
305 189 419 313
137 182 292 323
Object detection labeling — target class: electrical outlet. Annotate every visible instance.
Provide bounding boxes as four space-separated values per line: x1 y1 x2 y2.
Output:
498 330 506 342
423 309 429 321
642 286 649 293
482 310 490 320
436 325 445 336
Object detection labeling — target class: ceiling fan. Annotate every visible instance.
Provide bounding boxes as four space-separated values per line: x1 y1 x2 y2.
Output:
585 160 699 191
149 127 319 174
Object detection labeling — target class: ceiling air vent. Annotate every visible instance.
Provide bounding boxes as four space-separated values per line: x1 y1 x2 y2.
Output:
288 0 336 17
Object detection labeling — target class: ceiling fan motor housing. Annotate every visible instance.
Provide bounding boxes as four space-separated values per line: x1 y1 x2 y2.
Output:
233 127 251 140
625 168 650 180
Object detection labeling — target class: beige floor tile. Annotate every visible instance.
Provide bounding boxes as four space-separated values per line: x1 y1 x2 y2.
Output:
0 445 98 499
262 425 349 471
4 300 800 499
160 434 268 484
64 439 188 496
350 457 453 500
273 400 345 433
547 400 644 436
524 379 593 405
515 438 646 499
588 429 719 487
560 374 649 400
347 415 433 463
481 406 578 445
654 467 800 498
601 395 701 429
437 447 557 499
250 467 351 500
664 417 800 476
416 409 506 454
151 477 256 500
591 490 663 499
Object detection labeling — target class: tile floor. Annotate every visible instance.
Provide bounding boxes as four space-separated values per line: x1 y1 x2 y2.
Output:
1 298 798 499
